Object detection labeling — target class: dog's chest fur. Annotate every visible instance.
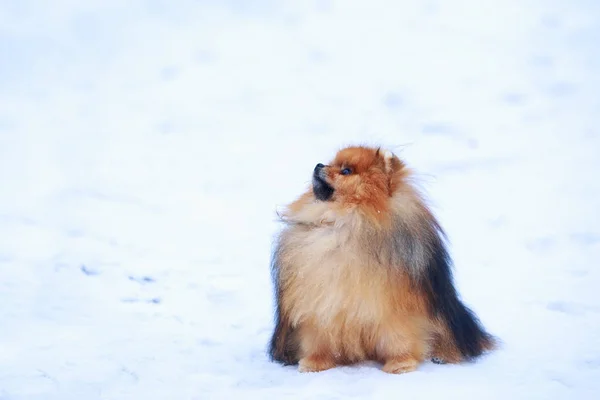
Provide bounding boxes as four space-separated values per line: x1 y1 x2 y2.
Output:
279 222 396 327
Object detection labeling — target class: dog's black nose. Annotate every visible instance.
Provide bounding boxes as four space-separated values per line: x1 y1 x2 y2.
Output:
314 163 325 172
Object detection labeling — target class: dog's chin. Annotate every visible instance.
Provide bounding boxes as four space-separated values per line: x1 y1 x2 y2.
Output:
312 176 334 201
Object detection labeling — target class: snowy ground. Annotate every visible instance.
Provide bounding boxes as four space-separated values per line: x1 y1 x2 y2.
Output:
1 0 600 399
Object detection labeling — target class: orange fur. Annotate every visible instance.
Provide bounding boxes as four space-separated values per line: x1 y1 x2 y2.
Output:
269 146 495 373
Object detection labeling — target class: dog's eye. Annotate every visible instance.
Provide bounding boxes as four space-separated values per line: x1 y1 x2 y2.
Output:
340 167 352 175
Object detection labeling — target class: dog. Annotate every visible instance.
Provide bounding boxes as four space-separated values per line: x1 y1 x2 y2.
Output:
268 145 495 373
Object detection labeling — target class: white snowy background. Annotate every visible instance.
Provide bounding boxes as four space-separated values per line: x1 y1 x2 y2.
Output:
1 0 599 399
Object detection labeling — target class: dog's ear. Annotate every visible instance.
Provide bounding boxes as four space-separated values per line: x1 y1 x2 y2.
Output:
377 148 403 174
377 148 406 195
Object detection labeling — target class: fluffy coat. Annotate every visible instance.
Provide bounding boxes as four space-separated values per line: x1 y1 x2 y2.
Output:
268 146 495 373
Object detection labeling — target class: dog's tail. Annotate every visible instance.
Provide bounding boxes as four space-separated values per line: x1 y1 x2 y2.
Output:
420 220 496 361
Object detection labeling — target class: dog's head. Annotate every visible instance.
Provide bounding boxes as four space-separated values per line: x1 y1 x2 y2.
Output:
279 146 409 226
312 146 405 205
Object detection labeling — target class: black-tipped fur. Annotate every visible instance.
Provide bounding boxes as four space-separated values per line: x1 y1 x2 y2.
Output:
419 220 494 360
268 307 299 365
268 237 300 365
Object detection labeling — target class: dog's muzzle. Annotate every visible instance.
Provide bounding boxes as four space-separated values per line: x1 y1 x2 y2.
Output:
312 163 334 201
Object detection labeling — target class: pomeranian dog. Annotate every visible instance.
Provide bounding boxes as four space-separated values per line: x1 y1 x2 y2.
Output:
268 145 495 374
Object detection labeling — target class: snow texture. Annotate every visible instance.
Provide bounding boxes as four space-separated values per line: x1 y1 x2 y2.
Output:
1 1 599 399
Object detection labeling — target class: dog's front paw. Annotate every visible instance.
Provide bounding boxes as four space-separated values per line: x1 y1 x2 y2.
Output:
382 357 419 374
298 355 336 373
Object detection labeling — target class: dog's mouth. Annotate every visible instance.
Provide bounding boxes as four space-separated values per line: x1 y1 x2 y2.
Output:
312 171 334 201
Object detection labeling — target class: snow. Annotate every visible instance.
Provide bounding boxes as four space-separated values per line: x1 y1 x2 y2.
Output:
1 0 599 398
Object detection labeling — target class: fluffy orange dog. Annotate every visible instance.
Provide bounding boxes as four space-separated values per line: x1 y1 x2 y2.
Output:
268 145 495 374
